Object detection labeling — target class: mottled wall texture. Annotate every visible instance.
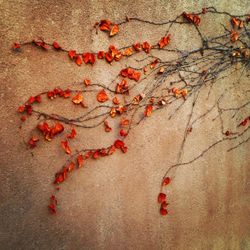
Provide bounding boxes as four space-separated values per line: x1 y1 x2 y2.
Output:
0 0 249 250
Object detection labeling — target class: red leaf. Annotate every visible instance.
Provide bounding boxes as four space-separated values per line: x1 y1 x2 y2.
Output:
53 41 61 50
105 51 113 63
160 207 168 216
61 140 71 154
97 89 109 102
133 43 142 52
158 193 166 203
120 129 128 137
12 42 21 50
182 12 201 26
28 96 36 104
28 136 39 148
161 201 169 209
68 50 76 59
114 139 128 153
67 128 76 139
99 20 111 31
67 162 75 172
18 105 25 113
51 122 64 136
239 117 249 126
142 41 151 53
162 177 171 186
35 95 41 103
98 51 105 59
48 204 56 214
93 150 100 159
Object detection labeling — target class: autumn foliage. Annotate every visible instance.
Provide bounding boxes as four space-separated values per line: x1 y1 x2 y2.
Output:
14 7 249 216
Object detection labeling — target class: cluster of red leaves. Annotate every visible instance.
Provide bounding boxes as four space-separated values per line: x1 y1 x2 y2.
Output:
120 68 141 81
37 122 64 141
116 79 129 94
61 128 76 154
55 140 127 184
98 20 119 37
182 12 201 26
18 95 42 118
48 195 57 214
110 105 127 118
104 45 122 63
158 177 171 215
68 50 95 66
47 88 71 99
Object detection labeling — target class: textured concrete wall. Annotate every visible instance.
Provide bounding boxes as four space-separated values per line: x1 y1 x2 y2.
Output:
0 0 249 250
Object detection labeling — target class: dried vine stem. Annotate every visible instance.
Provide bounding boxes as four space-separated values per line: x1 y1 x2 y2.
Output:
14 8 250 215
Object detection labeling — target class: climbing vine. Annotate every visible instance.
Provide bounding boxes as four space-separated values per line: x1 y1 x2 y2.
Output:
13 7 250 215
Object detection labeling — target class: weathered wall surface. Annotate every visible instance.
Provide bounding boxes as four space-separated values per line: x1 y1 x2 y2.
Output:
0 1 249 250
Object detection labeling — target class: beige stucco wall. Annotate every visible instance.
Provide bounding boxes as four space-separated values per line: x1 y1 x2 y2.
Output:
0 0 249 249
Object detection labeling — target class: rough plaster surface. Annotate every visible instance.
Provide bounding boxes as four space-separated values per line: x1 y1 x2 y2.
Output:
0 1 249 250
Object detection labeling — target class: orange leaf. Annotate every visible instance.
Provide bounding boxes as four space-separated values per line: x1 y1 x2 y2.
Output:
150 59 159 69
120 118 129 127
61 140 71 154
99 20 111 31
112 96 120 105
230 30 239 42
144 105 153 117
142 41 151 53
108 145 116 155
133 43 142 52
104 121 112 132
158 35 171 49
72 93 83 104
75 55 82 66
84 79 91 86
122 47 133 56
97 90 109 102
110 24 119 36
